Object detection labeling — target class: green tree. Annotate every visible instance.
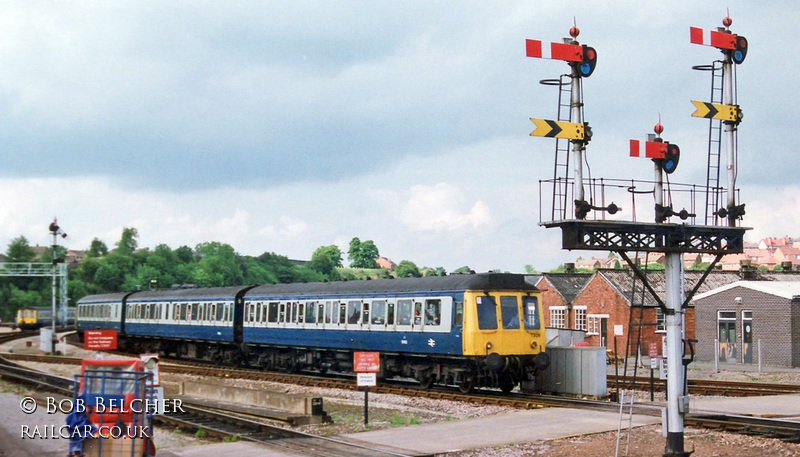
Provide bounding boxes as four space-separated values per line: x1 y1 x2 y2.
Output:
190 242 243 287
524 265 539 274
348 237 379 269
395 260 421 278
6 236 36 262
452 266 474 274
309 245 343 278
421 266 446 277
116 227 139 256
87 238 109 258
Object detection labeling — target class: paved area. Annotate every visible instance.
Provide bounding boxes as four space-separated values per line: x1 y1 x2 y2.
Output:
691 393 800 420
157 407 659 457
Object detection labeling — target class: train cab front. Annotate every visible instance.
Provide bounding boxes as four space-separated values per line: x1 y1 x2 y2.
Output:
462 289 550 393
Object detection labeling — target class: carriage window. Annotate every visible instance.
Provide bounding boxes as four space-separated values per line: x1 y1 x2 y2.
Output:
305 302 316 324
523 297 540 330
297 303 305 323
414 302 423 325
198 303 206 321
179 303 188 321
317 303 324 324
260 303 268 323
145 304 151 320
347 301 361 324
339 302 347 324
187 304 194 321
208 303 215 322
477 296 498 330
215 303 223 321
501 296 520 329
291 302 299 323
387 302 395 325
361 302 370 325
268 302 279 323
397 300 413 325
454 301 463 327
425 299 441 326
279 303 287 323
247 303 255 322
372 300 386 325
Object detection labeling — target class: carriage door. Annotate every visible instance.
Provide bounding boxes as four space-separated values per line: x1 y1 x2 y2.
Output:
718 311 737 362
742 311 753 364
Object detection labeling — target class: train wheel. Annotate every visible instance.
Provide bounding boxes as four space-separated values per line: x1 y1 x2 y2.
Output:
418 374 435 390
458 378 474 394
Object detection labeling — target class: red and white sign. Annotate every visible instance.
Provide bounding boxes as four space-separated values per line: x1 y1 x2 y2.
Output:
353 351 380 373
649 342 659 359
84 329 118 350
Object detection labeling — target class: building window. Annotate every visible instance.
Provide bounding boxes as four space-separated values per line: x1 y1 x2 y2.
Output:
656 307 666 332
550 306 566 328
574 306 587 331
586 314 608 336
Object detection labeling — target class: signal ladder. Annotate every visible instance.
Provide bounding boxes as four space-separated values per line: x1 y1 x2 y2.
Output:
694 60 726 225
542 74 577 220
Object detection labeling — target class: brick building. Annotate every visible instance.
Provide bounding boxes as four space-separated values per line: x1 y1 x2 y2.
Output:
535 269 791 358
693 281 800 367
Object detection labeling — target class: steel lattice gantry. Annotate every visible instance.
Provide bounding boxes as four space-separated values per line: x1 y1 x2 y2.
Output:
0 262 69 322
545 220 745 255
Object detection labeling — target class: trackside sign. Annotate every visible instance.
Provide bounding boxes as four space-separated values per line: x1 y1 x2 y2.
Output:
84 329 118 350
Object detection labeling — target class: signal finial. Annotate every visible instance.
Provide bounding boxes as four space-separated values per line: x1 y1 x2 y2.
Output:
723 9 732 28
570 17 580 39
654 114 664 137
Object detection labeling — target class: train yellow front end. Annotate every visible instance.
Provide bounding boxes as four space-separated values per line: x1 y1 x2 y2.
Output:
461 288 549 393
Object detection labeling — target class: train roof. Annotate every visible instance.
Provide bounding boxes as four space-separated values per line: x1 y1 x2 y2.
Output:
77 292 135 304
246 273 538 298
125 285 254 302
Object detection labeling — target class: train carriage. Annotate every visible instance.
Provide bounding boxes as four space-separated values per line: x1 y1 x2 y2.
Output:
121 286 254 363
76 292 132 336
242 273 548 392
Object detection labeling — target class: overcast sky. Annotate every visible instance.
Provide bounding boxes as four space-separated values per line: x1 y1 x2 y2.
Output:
1 1 797 273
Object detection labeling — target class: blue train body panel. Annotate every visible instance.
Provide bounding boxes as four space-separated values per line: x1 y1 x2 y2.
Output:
242 327 462 355
125 322 233 342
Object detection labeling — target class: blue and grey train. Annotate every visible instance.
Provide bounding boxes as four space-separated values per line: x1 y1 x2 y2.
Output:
76 273 549 392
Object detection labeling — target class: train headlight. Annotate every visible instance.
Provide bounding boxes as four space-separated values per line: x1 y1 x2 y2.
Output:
485 342 493 351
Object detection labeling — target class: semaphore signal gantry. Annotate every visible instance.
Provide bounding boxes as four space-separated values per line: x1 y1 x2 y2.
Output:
525 14 749 457
526 18 747 258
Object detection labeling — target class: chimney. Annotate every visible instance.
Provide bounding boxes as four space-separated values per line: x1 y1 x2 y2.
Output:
565 262 575 273
740 259 755 279
781 261 794 271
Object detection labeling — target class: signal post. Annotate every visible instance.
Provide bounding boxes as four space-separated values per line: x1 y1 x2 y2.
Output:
527 15 748 457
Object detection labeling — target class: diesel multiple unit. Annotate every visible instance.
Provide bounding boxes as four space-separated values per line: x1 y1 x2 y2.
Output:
77 273 549 392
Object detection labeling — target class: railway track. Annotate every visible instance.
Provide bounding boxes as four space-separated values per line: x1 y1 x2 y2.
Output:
4 349 800 445
0 353 420 456
610 374 800 397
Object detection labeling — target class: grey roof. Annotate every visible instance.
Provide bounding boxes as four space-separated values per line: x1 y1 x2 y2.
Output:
247 273 537 299
541 273 592 304
595 269 750 307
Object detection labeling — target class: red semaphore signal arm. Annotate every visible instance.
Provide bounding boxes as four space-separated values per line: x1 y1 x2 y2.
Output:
525 39 583 62
689 26 736 50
